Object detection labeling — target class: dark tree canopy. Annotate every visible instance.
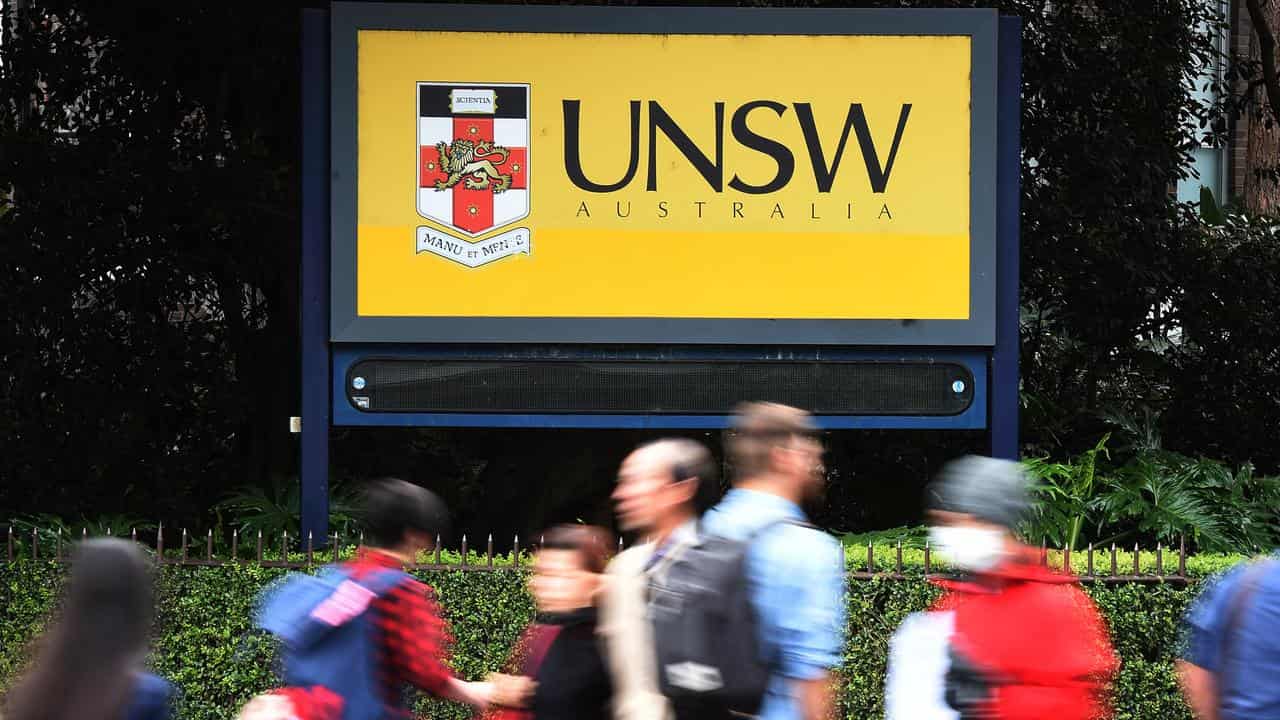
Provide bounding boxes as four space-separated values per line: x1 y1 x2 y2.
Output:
0 0 1263 540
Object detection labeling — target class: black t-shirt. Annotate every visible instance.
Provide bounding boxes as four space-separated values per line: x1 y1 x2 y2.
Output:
532 611 613 720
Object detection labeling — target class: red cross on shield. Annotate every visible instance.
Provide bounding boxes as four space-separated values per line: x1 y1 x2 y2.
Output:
417 83 529 236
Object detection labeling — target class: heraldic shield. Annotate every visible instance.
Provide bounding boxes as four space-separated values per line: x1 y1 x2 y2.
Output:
417 83 529 237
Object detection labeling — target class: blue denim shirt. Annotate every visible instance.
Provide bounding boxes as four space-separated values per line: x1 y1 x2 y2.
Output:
1182 557 1280 720
701 489 846 720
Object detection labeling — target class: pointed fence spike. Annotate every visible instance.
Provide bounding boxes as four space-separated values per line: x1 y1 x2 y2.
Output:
924 541 932 574
434 534 441 565
514 534 521 568
1087 543 1094 577
461 534 469 566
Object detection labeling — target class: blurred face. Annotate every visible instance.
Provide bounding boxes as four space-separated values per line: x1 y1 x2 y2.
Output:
612 448 694 533
928 510 1013 572
775 434 825 503
530 548 599 614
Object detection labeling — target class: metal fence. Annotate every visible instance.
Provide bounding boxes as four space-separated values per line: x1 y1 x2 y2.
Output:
4 525 1192 585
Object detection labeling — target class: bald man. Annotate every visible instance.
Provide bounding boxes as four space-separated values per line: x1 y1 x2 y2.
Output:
600 439 721 720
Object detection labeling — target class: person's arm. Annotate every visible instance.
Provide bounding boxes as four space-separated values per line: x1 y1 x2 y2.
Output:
1178 660 1219 720
757 531 845 720
1176 568 1240 720
439 678 496 709
796 675 836 720
380 580 473 701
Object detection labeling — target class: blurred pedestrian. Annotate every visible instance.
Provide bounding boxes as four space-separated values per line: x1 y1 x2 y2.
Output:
3 538 176 720
698 402 846 720
1178 554 1280 720
886 456 1118 720
484 524 615 720
601 439 719 720
254 478 493 720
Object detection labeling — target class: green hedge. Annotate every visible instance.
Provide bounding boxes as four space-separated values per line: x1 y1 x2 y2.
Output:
0 551 1244 720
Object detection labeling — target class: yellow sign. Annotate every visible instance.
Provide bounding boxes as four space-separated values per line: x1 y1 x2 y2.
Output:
355 30 971 320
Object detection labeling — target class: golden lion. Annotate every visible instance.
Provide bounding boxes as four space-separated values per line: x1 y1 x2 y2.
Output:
433 138 512 193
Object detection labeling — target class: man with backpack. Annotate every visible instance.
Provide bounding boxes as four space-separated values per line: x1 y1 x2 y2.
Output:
601 438 720 720
1179 555 1280 720
254 479 494 720
694 402 846 720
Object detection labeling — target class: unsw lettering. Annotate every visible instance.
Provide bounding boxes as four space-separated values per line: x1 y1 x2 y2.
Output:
563 100 911 194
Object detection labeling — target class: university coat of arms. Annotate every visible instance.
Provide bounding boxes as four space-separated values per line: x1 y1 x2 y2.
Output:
415 82 530 268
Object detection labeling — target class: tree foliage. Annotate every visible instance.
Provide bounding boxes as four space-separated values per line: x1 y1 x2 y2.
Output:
0 2 301 520
0 0 1270 537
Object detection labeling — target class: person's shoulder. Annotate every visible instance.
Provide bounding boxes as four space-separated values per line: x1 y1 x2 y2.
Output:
762 518 839 548
1010 575 1097 614
376 572 441 609
752 521 841 574
1189 558 1280 620
606 544 653 575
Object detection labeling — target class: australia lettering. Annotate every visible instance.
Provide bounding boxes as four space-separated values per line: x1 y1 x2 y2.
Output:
571 200 893 221
563 100 911 194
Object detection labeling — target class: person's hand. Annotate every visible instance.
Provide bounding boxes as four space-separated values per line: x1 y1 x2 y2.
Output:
486 673 537 708
443 678 495 709
235 694 297 720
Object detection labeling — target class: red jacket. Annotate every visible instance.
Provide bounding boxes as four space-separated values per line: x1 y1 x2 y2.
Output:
930 549 1119 720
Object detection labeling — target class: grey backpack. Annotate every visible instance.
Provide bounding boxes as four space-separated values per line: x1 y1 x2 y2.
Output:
647 520 807 716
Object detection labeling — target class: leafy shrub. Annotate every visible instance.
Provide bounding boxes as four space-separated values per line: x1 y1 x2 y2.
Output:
212 476 362 539
1022 414 1280 553
1 548 1247 720
839 525 929 549
6 513 156 547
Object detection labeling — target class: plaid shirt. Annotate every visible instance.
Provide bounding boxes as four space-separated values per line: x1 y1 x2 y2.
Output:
345 548 455 714
270 686 344 720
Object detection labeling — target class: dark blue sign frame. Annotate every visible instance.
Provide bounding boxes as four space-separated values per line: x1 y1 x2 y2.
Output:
298 7 1021 539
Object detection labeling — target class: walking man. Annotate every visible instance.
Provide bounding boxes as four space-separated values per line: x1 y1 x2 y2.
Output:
699 403 846 720
253 479 494 720
601 438 719 720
